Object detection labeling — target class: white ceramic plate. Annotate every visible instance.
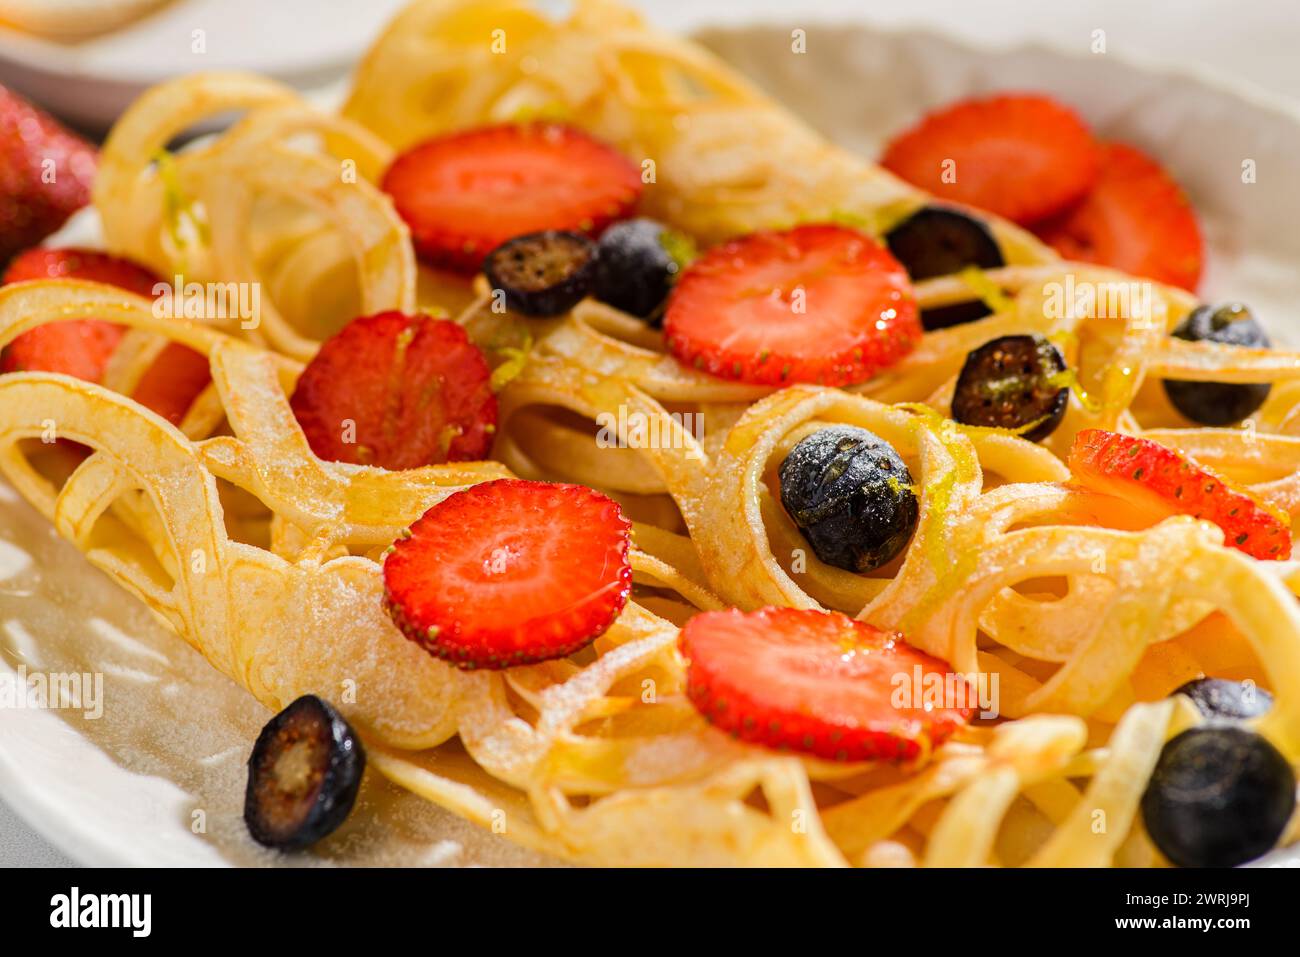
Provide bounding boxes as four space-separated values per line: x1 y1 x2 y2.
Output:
3 21 1300 866
0 0 410 132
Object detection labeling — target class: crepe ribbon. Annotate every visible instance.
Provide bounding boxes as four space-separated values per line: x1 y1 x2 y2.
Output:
3 0 1300 864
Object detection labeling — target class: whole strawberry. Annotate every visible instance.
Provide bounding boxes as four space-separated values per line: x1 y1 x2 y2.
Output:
0 85 98 266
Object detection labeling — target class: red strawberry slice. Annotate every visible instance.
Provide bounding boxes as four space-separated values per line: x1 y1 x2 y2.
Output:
1 247 153 380
679 607 971 762
663 224 920 387
0 247 212 424
382 478 632 669
0 86 98 266
1068 429 1290 559
880 93 1101 225
1034 142 1203 291
0 310 122 380
382 123 643 274
289 311 496 470
131 342 213 425
4 246 159 296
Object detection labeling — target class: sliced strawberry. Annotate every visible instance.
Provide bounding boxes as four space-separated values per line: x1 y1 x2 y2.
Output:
382 123 643 274
1068 429 1290 559
1034 142 1203 291
663 224 919 387
1 247 152 380
0 86 98 266
290 311 496 470
4 246 160 296
1 247 213 422
679 607 970 762
131 342 213 425
880 93 1101 225
0 317 121 380
382 478 632 669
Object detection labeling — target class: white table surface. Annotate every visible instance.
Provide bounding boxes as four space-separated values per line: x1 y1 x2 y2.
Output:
2 0 1298 868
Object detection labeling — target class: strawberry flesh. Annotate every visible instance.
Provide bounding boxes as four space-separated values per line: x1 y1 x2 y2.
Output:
1 247 213 424
131 342 213 425
663 224 920 387
382 479 632 669
1034 142 1203 291
290 311 497 470
1068 429 1290 559
4 246 160 296
881 93 1101 225
1 247 159 380
0 315 123 380
382 123 643 274
679 607 971 762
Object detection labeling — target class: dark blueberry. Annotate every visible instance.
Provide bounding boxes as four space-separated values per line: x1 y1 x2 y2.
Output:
592 218 682 322
244 695 366 851
1141 726 1294 867
1173 677 1273 720
778 425 919 573
885 206 1005 282
1162 303 1271 426
885 208 1004 330
951 334 1069 441
921 300 993 332
483 230 597 317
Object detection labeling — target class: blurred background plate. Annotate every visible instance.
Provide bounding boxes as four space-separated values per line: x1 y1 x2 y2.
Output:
0 0 409 133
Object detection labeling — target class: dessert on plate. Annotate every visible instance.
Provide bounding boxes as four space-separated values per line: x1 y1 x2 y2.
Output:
1 0 1297 867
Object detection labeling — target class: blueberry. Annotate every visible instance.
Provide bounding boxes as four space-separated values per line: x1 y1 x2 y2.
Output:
951 334 1069 441
778 426 919 573
592 218 682 321
1172 677 1273 720
483 230 597 317
1162 303 1271 426
885 207 1004 282
919 300 994 331
244 695 366 851
886 207 1004 331
1141 726 1294 867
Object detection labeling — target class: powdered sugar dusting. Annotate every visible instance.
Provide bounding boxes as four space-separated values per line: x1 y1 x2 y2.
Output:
0 480 553 866
0 540 32 582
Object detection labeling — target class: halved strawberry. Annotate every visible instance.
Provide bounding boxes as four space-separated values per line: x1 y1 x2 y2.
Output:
289 311 496 470
679 607 970 762
1033 143 1203 291
382 123 643 274
663 224 919 387
880 93 1101 225
382 478 632 669
1 247 154 380
0 86 98 266
1068 429 1290 559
